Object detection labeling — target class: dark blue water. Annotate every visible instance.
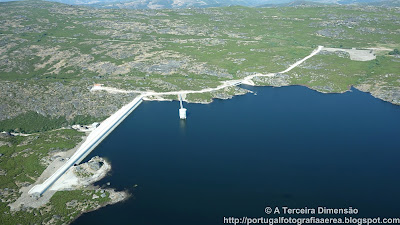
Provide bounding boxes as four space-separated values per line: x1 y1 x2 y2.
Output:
73 86 400 225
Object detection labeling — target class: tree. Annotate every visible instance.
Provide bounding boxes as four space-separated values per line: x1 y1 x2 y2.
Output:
388 49 400 55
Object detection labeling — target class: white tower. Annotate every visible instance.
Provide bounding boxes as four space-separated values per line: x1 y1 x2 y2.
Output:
179 94 187 120
179 108 187 120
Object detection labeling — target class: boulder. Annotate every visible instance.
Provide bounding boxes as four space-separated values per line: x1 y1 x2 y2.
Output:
88 161 103 171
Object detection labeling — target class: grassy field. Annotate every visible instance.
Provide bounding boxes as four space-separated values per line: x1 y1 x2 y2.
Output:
0 129 84 189
0 111 107 133
1 2 398 85
0 189 112 225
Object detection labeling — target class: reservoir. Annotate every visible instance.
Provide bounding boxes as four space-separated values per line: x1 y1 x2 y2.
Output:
73 85 400 225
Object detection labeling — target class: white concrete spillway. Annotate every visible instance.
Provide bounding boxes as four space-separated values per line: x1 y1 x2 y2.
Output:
28 95 144 196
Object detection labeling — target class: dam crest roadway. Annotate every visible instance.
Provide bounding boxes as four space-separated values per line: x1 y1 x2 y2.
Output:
28 46 323 196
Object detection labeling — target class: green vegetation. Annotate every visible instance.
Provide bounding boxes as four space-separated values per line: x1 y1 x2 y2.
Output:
0 1 399 117
0 129 84 189
0 111 106 133
0 129 116 224
186 92 214 103
0 111 68 133
388 49 400 55
71 115 108 127
0 190 111 225
287 52 400 102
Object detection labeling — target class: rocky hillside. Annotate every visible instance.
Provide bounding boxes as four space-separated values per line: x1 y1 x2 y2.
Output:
0 0 399 132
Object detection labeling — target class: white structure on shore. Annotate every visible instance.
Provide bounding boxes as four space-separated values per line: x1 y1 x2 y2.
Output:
179 94 187 120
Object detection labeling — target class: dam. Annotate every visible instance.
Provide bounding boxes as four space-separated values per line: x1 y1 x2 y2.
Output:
28 95 144 196
28 46 324 197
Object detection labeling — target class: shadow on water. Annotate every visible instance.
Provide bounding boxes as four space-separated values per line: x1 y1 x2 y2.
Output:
179 119 186 131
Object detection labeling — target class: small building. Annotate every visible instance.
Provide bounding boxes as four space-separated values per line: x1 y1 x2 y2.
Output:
179 108 187 120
